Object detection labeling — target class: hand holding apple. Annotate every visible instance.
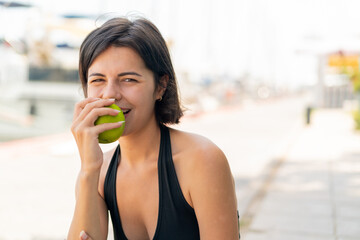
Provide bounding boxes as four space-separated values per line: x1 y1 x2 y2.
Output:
95 103 125 143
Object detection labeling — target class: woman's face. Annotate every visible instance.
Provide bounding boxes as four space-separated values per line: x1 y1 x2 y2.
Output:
87 46 161 136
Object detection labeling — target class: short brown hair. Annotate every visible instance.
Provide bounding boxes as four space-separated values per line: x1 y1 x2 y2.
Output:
79 17 183 124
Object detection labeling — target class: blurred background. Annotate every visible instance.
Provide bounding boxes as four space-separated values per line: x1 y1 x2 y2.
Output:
0 0 360 239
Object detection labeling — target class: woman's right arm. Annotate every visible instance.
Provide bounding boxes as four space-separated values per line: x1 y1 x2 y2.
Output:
67 98 124 240
68 169 108 240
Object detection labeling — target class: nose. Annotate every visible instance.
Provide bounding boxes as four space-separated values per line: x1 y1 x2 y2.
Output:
102 81 122 100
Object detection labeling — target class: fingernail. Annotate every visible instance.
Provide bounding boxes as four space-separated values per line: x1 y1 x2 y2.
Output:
108 98 115 101
118 121 125 124
80 231 88 240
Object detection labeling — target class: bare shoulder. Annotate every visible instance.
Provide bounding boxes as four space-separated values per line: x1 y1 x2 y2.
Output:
170 128 239 239
169 128 229 171
169 128 234 194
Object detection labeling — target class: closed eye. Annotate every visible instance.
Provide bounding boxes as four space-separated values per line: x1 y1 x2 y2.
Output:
90 79 105 83
124 78 137 82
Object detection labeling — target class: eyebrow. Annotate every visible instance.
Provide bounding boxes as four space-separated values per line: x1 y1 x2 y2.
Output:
118 72 142 77
88 72 142 78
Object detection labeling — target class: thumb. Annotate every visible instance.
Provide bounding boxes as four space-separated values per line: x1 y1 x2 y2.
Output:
80 231 92 240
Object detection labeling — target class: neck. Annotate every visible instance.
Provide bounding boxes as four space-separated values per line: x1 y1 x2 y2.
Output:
118 118 161 168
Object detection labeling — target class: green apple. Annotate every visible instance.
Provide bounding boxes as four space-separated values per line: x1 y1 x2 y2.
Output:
95 104 125 143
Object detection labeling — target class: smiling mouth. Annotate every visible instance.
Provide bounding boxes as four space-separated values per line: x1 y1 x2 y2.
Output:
122 109 131 116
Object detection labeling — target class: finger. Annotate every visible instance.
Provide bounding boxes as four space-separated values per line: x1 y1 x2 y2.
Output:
77 98 115 123
93 121 125 135
73 98 115 126
81 106 121 127
73 97 101 121
79 230 91 240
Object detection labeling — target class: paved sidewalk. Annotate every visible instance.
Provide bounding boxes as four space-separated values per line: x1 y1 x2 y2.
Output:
243 109 360 240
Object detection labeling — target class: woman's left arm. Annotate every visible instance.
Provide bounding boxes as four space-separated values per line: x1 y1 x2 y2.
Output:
189 144 239 239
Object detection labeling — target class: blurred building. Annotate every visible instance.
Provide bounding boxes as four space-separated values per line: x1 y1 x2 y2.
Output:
0 2 96 141
318 51 358 108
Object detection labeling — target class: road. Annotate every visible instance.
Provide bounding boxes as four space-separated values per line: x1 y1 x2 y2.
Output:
175 95 306 216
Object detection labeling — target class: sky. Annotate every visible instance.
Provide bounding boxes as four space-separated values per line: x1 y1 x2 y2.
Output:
3 0 360 88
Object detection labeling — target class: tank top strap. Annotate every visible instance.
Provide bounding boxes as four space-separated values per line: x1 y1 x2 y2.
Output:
155 125 200 240
158 124 194 211
104 144 119 208
152 124 168 239
104 144 128 239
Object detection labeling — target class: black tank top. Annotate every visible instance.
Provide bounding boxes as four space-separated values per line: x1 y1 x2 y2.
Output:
104 125 200 240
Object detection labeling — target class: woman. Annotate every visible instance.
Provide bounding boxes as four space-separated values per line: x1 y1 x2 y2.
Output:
67 16 239 240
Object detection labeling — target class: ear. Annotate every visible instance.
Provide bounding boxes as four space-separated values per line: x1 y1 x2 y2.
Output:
156 75 169 100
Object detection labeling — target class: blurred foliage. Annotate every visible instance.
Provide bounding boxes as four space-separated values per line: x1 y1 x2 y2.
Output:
344 67 360 93
329 52 360 93
337 57 360 129
352 109 360 130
